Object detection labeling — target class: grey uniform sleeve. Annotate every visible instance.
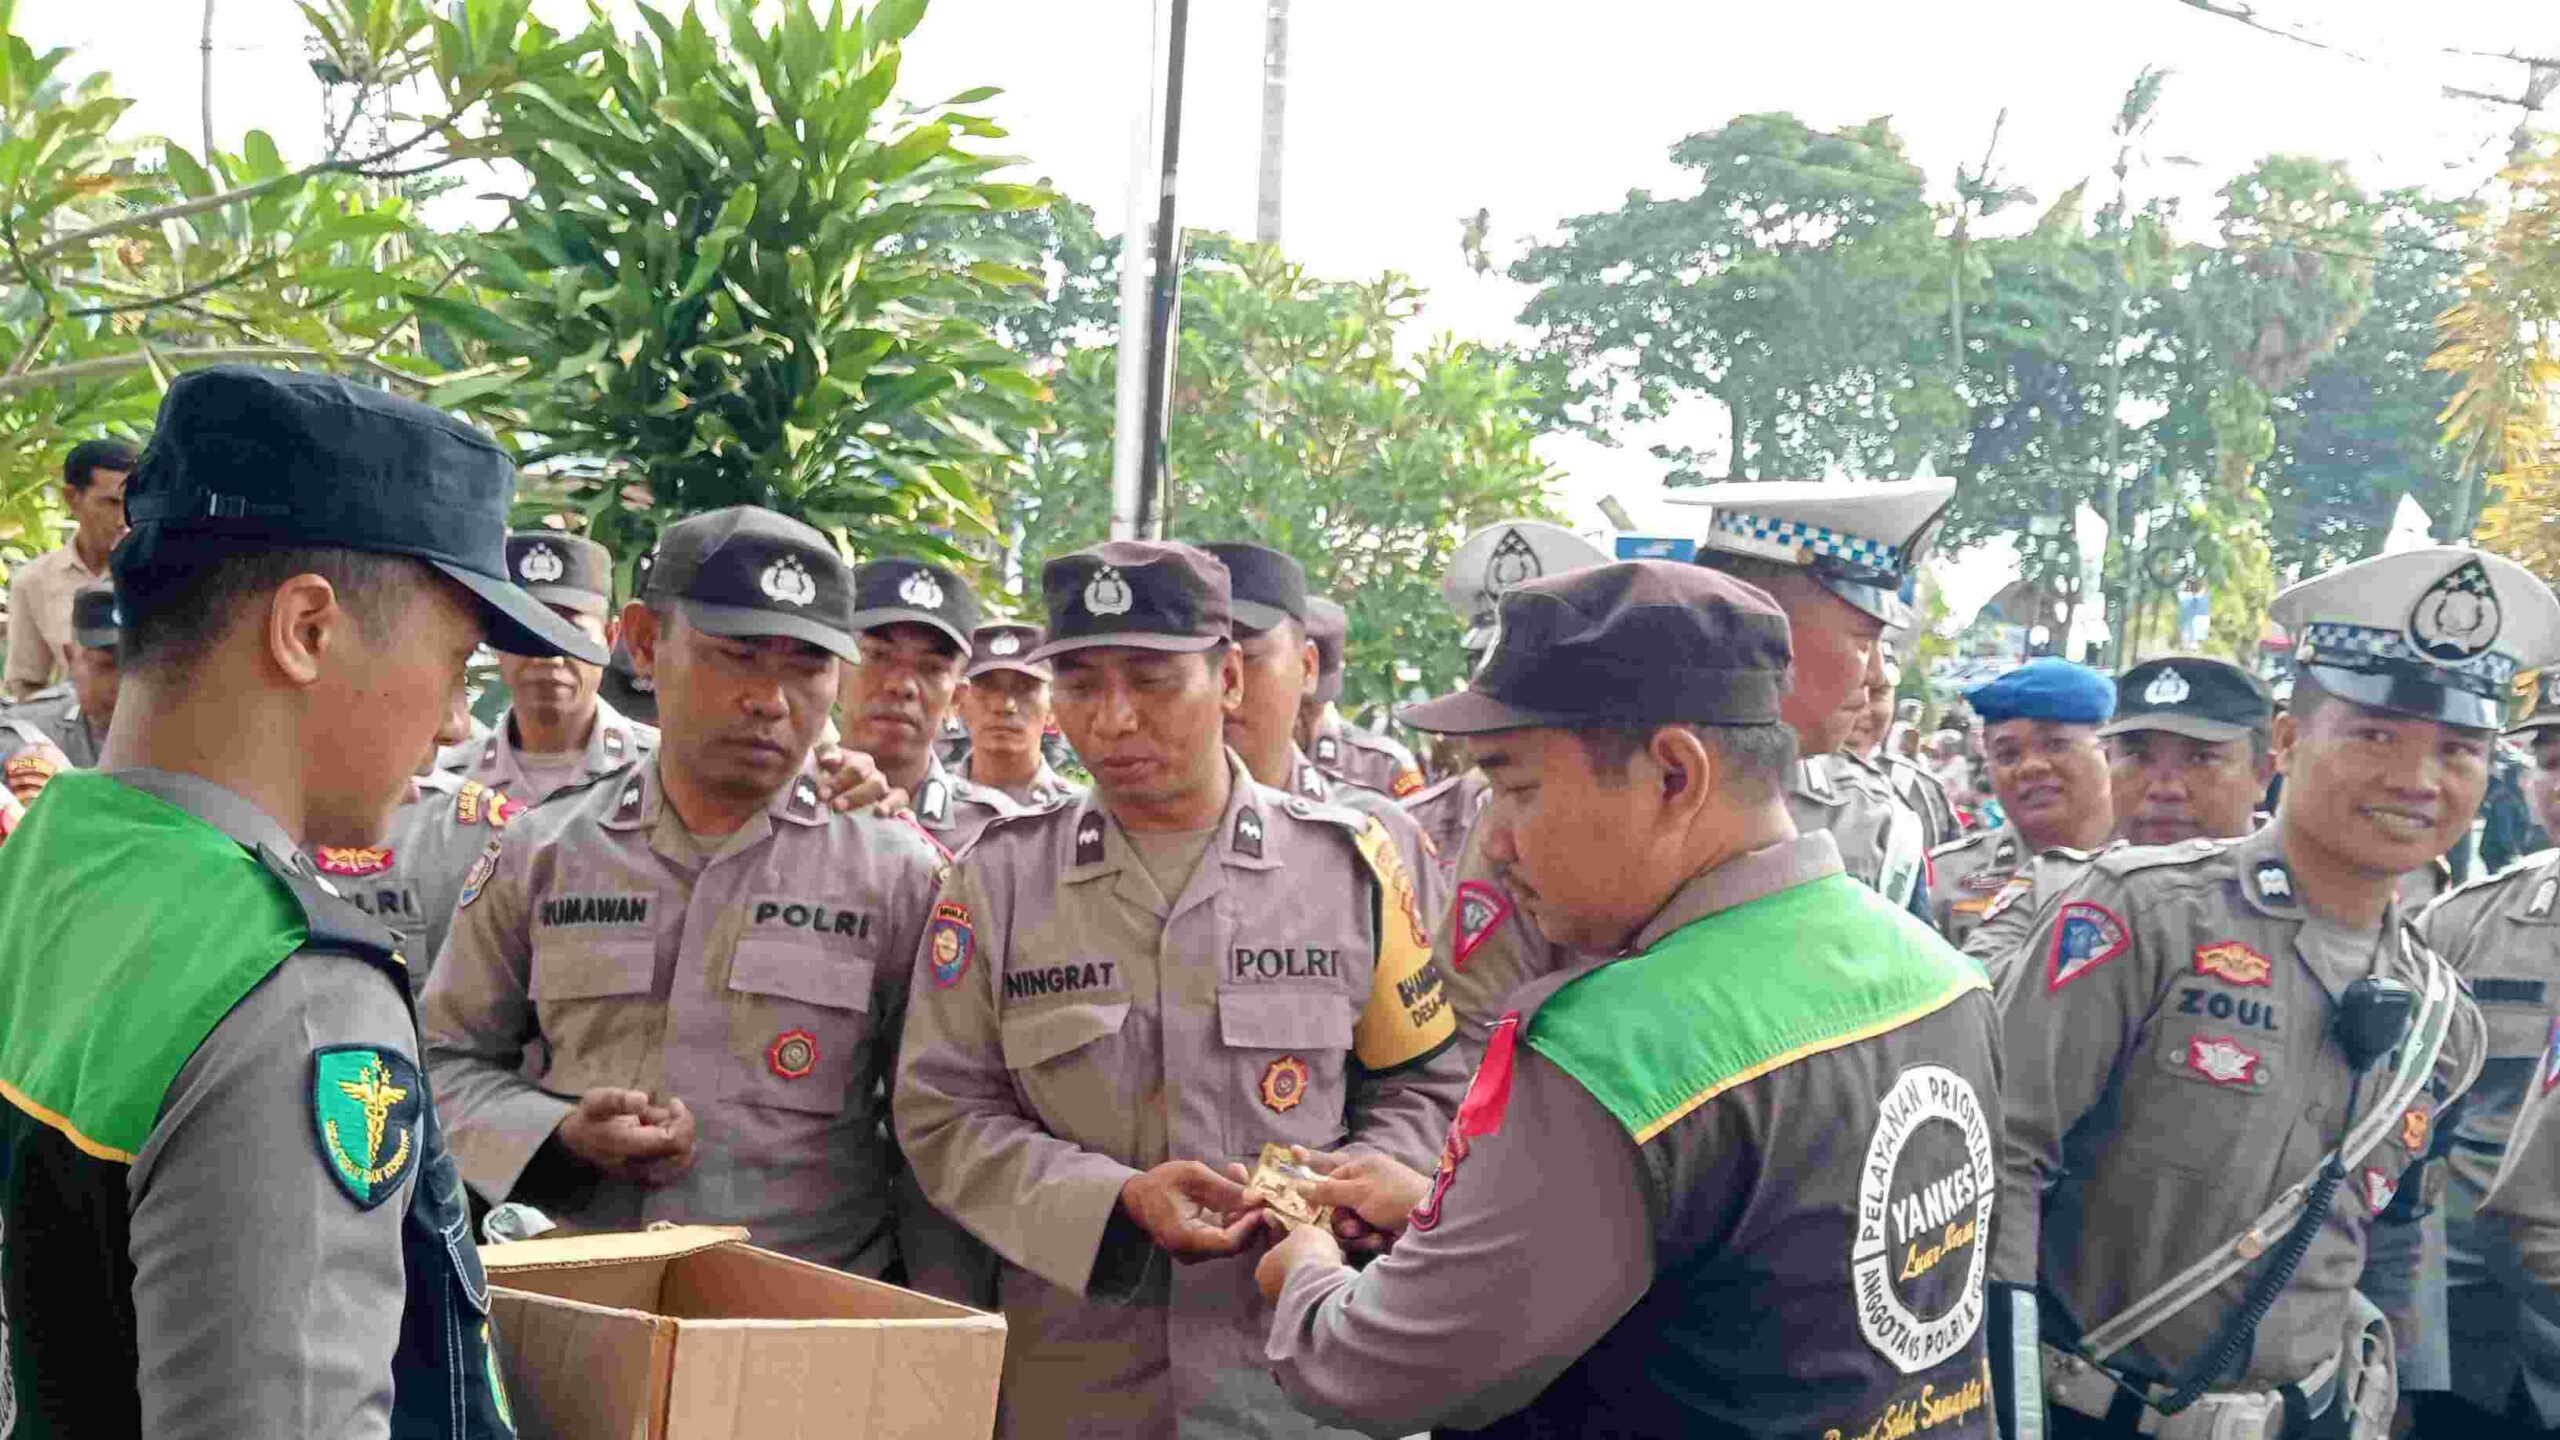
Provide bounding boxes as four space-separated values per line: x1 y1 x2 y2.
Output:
894 859 1141 1298
1266 1048 1655 1434
2359 1207 2445 1390
420 837 570 1201
129 951 414 1440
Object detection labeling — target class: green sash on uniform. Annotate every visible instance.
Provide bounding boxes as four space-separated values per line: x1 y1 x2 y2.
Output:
0 771 306 1162
1531 871 1986 1144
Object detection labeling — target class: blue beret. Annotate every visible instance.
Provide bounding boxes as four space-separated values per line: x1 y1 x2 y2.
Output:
1966 658 2116 726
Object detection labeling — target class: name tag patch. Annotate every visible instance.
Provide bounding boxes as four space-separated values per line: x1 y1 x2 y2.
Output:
1003 960 1120 1002
2175 987 2280 1032
1232 946 1339 982
538 893 652 928
750 898 872 938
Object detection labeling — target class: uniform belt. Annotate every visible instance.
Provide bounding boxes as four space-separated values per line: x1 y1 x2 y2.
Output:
2044 1345 2339 1439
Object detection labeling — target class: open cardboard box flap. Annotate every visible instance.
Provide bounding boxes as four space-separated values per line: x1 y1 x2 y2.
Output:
480 1225 1004 1440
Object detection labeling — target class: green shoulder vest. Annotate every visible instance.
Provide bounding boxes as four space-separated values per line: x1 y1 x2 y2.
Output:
1530 871 1986 1145
0 771 307 1162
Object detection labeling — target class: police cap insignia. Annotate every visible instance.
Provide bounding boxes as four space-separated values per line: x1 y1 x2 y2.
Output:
1485 528 1542 592
2409 556 2502 662
311 1046 423 1209
2143 666 2192 706
898 569 945 611
928 901 975 989
1083 564 1133 617
2046 900 2129 993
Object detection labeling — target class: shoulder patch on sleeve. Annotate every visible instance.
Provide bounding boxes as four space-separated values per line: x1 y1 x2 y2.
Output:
457 838 501 910
2046 900 2130 993
311 1045 424 1209
927 900 975 989
1351 816 1456 1071
1390 766 1424 798
1451 879 1513 970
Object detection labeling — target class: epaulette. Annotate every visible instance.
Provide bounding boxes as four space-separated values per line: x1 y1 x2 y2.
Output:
256 844 403 962
541 759 643 811
2439 848 2557 903
1929 827 2002 862
2089 834 2236 878
1402 771 1472 807
970 790 1082 845
1264 783 1368 836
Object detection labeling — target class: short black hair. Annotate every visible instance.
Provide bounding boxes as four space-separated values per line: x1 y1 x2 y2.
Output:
64 439 140 491
125 545 434 677
1572 720 1798 804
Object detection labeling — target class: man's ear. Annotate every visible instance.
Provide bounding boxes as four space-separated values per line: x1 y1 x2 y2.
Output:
264 572 349 687
621 602 660 680
1648 724 1716 819
1217 645 1247 717
1297 640 1320 701
602 611 624 655
2270 710 2298 777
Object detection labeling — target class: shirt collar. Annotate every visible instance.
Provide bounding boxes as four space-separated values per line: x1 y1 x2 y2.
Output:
1625 832 1848 955
103 766 304 862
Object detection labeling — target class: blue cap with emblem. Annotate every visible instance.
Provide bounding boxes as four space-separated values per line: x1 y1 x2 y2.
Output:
1668 475 1957 629
1965 658 2116 726
2270 545 2560 731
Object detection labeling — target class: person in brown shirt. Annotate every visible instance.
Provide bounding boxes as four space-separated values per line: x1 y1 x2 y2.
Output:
0 579 119 791
439 532 656 802
896 539 1464 1439
5 438 132 699
1992 546 2549 1438
957 621 1081 806
423 507 944 1272
842 556 1023 855
1256 559 2002 1439
1930 658 2116 953
1440 478 1949 1039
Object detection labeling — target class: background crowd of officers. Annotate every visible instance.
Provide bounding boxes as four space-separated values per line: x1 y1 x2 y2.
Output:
16 368 2560 1440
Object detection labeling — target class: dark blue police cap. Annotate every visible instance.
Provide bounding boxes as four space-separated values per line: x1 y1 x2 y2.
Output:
115 366 604 663
1965 658 2115 726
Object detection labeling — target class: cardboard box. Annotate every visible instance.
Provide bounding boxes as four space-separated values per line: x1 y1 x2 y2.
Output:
481 1224 1005 1440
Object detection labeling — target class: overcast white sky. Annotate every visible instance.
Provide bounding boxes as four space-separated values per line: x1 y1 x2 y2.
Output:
31 0 2560 616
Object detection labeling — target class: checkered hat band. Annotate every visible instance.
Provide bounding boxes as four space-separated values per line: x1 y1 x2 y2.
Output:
2298 622 2516 697
1710 510 1903 577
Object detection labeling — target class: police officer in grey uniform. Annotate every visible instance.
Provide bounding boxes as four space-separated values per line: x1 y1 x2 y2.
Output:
439 532 657 801
2409 669 2560 1435
896 539 1465 1440
1436 481 1948 1042
1929 658 2116 954
0 364 602 1437
957 621 1082 807
1255 560 2003 1438
320 689 521 978
841 556 1023 855
1205 541 1450 938
0 577 118 770
1294 596 1427 802
423 507 947 1273
1990 545 2550 1439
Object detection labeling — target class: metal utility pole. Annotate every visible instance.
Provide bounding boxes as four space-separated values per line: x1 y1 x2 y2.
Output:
200 0 217 157
1255 0 1288 247
1109 0 1193 541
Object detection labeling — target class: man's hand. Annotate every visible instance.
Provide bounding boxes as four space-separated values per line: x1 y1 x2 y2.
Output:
810 744 904 815
553 1088 697 1185
1255 1218 1345 1304
1296 1146 1431 1247
1120 1160 1261 1262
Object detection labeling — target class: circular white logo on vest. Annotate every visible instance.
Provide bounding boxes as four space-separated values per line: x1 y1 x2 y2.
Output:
1851 1063 1994 1375
518 543 565 584
2143 666 2190 706
761 554 817 607
899 569 944 610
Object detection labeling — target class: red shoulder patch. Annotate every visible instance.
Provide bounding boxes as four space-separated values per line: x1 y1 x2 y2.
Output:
4 748 62 802
1450 880 1512 971
1410 1011 1521 1233
2045 900 2129 993
1391 767 1424 799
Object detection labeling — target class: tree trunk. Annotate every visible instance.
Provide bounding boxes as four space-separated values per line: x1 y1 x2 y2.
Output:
199 0 216 158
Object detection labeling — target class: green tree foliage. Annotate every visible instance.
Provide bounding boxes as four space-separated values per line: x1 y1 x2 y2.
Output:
1008 242 1560 713
411 0 1048 575
0 0 570 554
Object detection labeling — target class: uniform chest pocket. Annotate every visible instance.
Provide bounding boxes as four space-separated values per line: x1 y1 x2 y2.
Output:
727 939 875 1115
528 937 658 1001
1000 1000 1130 1072
1218 991 1355 1153
1217 990 1356 1052
2470 975 2552 1060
